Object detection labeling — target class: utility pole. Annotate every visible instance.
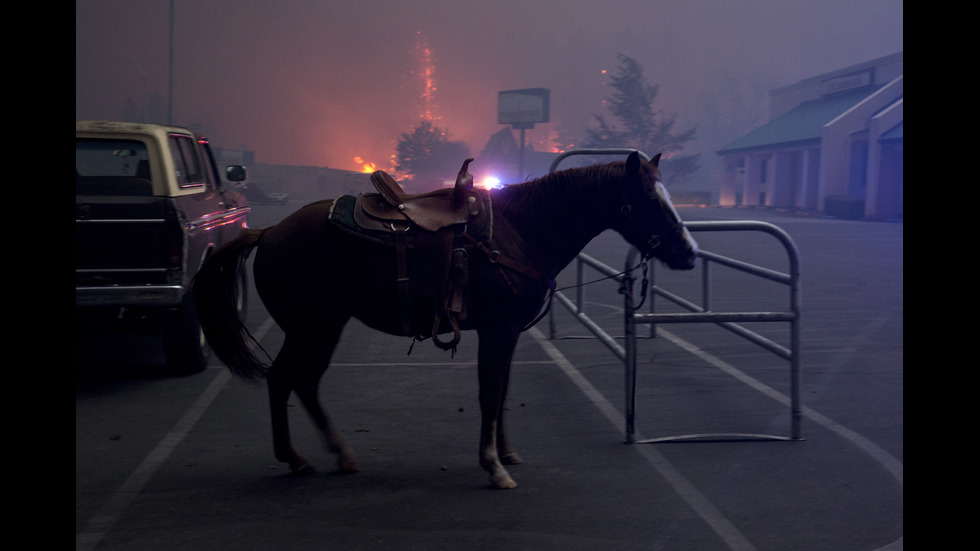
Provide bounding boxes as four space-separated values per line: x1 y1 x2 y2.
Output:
167 0 174 125
136 62 147 123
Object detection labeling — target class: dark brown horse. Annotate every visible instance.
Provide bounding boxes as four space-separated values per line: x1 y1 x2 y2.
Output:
193 151 697 489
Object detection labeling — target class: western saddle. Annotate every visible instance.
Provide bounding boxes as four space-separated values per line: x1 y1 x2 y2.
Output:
330 159 490 352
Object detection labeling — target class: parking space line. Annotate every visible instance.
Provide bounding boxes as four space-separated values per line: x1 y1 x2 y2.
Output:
76 316 277 551
527 326 757 551
657 327 903 488
76 368 232 551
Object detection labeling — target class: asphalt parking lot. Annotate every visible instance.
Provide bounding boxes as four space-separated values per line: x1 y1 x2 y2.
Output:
77 204 902 550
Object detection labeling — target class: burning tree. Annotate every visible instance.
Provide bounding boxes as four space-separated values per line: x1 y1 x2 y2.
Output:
395 120 470 186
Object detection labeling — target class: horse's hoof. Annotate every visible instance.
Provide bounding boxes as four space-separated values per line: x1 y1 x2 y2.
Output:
337 457 361 473
490 472 518 489
289 460 317 476
500 451 523 465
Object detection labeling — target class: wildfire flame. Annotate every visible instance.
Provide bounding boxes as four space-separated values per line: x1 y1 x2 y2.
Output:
353 156 377 173
416 31 438 122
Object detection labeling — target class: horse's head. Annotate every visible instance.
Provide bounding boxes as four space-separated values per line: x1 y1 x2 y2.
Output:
614 152 698 270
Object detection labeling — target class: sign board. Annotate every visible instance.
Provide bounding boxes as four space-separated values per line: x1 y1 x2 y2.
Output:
498 88 550 128
820 70 873 96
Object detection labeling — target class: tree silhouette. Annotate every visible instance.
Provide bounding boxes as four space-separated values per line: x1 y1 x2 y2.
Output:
585 55 699 184
395 120 470 185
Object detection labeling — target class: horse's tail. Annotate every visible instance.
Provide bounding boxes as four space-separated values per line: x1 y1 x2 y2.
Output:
192 228 269 381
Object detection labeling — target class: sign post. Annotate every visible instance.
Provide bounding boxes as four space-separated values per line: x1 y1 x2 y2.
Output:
498 88 550 179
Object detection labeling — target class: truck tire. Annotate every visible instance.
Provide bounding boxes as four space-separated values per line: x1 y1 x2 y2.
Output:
163 267 248 376
163 292 210 375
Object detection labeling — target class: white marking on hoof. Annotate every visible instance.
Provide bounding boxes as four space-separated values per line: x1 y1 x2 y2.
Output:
491 472 518 489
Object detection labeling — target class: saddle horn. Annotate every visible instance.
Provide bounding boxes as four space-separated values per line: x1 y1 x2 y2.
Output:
452 158 475 209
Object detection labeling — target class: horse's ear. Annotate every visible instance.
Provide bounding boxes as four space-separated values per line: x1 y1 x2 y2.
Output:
626 151 641 175
652 153 662 167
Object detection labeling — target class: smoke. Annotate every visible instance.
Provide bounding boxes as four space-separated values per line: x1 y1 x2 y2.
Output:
76 0 903 172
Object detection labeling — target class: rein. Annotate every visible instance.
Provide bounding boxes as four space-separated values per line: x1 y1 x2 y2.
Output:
555 258 651 311
461 231 557 333
461 232 557 292
555 259 646 293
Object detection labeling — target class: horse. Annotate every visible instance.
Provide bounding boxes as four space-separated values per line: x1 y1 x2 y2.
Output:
192 151 697 489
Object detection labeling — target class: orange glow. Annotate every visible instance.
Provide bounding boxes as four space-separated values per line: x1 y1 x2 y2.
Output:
353 156 377 173
416 31 438 122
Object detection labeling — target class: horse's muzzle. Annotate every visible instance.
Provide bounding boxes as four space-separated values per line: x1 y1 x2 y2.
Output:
665 230 698 270
669 248 698 270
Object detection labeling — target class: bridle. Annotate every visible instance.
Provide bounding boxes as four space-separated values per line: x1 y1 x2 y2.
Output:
640 221 687 259
619 179 687 262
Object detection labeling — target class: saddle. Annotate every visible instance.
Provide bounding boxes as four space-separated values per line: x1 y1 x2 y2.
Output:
330 159 491 352
361 161 480 232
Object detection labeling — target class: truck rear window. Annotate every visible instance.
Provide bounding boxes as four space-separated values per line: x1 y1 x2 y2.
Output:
76 139 152 196
169 134 207 188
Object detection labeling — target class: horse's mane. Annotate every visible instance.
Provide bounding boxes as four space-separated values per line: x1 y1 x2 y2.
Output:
492 161 627 219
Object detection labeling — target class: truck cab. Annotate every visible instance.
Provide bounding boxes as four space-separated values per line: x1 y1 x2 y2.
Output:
76 120 250 374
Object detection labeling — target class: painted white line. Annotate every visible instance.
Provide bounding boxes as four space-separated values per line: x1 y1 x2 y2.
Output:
331 360 555 367
530 323 903 551
656 327 903 551
76 369 232 551
528 326 758 551
657 328 903 488
77 316 277 551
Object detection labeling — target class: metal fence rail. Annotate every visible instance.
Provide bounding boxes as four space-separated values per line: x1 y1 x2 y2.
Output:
625 221 802 444
545 149 803 445
549 221 803 444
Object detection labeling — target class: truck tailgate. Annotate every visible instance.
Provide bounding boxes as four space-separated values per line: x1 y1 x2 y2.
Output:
76 195 183 297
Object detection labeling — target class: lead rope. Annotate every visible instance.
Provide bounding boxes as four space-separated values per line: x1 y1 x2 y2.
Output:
539 257 649 332
627 259 650 312
555 261 644 294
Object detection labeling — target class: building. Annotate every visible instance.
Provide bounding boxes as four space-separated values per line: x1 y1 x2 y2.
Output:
716 53 903 219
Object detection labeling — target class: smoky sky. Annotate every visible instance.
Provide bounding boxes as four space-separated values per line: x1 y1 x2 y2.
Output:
76 0 903 174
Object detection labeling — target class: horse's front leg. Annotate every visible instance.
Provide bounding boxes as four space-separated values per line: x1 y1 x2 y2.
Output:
477 326 521 489
267 366 316 475
496 413 523 465
494 362 523 466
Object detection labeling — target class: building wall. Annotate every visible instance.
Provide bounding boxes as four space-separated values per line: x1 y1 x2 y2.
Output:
867 98 903 219
769 52 904 119
717 53 902 219
819 75 903 213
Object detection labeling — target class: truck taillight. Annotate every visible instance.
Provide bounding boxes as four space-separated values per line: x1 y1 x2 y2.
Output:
169 237 182 266
166 223 183 267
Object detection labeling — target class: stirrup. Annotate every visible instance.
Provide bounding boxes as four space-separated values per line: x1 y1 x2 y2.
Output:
431 313 462 354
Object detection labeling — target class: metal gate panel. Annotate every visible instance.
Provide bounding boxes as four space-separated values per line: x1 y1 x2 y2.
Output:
546 149 803 445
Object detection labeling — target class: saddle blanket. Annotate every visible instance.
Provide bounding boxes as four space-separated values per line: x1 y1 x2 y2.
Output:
326 193 492 246
327 194 399 245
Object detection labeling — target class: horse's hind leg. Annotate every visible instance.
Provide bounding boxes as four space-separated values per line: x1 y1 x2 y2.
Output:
268 363 315 475
267 329 358 475
477 326 522 489
293 360 360 474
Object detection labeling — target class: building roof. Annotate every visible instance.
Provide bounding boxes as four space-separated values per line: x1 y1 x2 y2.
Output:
716 86 881 155
880 121 903 143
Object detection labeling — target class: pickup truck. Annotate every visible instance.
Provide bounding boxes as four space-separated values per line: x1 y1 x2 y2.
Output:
76 120 250 374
